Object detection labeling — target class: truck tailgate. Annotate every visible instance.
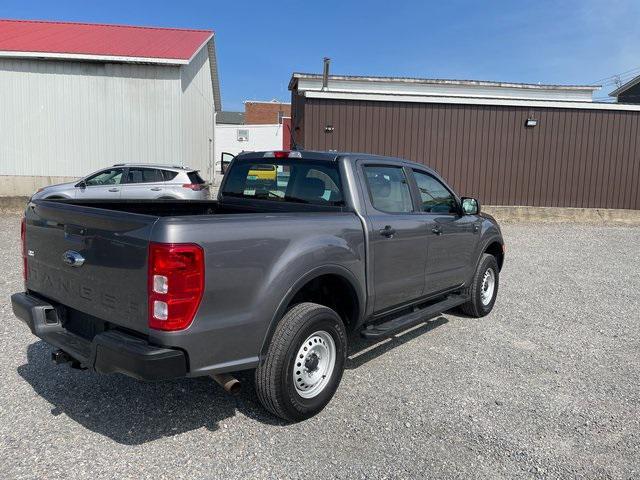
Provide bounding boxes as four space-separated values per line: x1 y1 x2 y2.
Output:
24 201 158 333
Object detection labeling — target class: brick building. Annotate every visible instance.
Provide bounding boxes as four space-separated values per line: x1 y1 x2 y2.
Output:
244 100 291 124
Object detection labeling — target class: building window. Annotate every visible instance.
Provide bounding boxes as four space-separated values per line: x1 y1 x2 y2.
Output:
237 129 249 142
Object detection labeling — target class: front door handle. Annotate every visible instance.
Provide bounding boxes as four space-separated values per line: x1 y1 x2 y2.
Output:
108 188 119 192
150 187 161 191
379 226 396 238
432 226 443 235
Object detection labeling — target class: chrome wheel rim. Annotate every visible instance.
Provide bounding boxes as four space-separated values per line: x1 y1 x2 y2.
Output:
480 268 496 306
293 330 336 399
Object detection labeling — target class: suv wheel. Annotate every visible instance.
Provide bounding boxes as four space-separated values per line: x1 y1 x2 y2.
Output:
255 302 347 421
460 253 500 318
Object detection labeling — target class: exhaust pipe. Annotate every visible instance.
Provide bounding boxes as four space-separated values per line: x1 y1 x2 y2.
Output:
322 57 330 90
51 349 72 365
211 373 241 395
51 349 86 370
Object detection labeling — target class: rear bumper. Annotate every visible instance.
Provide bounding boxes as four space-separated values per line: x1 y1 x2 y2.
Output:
11 292 187 381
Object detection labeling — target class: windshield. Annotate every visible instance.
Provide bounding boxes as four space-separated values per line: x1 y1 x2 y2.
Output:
222 158 344 206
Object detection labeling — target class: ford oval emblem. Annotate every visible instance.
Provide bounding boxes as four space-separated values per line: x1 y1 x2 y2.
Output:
62 250 85 267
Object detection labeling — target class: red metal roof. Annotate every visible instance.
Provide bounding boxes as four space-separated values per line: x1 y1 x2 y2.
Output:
0 19 213 63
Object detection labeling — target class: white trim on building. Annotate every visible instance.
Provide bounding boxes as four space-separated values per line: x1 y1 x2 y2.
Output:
302 90 640 112
290 73 612 107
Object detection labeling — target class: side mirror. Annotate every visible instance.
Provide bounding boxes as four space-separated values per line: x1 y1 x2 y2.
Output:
461 197 480 215
75 180 86 189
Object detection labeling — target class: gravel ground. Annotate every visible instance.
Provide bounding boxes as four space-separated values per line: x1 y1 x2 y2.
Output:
0 213 638 479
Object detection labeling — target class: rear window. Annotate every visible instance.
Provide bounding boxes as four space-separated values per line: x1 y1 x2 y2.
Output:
222 158 344 206
162 170 179 181
187 171 206 184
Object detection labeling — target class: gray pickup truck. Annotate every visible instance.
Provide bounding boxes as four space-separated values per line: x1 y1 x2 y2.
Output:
12 150 504 421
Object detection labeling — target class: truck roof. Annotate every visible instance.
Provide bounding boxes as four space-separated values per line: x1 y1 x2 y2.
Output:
235 150 437 175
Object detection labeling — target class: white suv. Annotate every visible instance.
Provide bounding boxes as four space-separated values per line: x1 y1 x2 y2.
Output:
32 164 210 200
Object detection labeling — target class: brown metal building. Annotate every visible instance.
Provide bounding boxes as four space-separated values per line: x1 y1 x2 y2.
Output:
290 73 640 210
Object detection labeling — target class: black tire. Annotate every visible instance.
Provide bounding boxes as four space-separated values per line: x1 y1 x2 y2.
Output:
460 253 500 318
255 302 347 421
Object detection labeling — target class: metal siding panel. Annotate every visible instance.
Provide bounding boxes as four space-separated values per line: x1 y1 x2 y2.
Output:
611 112 628 209
618 112 634 209
537 110 554 206
606 112 621 209
600 112 615 209
477 106 489 203
631 116 640 209
573 110 588 207
458 105 472 198
483 107 497 204
582 111 599 208
294 97 640 209
0 58 183 178
624 114 640 209
569 111 585 207
448 106 460 193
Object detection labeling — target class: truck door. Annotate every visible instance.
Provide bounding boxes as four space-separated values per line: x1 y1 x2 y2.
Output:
409 169 480 295
358 162 428 313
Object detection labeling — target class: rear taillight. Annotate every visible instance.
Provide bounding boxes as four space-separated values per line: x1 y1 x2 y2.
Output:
21 216 27 287
182 183 207 191
148 243 204 331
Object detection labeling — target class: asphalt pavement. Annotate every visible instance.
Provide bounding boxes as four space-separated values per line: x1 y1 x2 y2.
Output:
0 213 638 479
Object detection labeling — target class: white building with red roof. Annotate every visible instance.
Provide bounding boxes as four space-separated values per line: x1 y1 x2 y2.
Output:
0 19 222 196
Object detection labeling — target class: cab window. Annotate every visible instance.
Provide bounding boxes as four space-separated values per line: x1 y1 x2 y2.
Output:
412 170 457 213
363 165 413 213
223 158 343 206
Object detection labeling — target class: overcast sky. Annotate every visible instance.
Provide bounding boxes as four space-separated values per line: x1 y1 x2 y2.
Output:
2 0 638 110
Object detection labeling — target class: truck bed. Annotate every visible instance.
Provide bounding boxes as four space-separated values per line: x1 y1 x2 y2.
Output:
23 198 365 375
44 198 348 217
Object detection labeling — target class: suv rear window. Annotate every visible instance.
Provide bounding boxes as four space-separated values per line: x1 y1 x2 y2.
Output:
162 170 179 181
222 158 343 206
187 171 206 184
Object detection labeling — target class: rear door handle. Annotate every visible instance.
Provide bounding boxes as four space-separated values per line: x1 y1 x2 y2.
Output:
108 188 119 192
150 187 161 191
432 226 443 235
379 226 396 238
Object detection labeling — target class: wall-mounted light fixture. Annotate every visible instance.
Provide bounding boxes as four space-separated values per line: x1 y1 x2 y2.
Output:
325 125 334 133
525 118 538 127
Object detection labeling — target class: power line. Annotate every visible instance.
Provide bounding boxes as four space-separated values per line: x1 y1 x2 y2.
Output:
591 66 640 86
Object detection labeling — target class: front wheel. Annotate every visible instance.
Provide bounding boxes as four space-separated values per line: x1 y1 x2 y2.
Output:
255 302 347 421
460 253 500 317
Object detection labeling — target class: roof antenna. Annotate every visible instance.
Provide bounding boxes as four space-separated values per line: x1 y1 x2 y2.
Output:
322 57 330 91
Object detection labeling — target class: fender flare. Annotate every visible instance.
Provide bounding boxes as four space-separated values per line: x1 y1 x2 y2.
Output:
258 264 365 359
475 235 504 272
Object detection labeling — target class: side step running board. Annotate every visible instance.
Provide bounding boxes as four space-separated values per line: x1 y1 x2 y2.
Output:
361 294 468 339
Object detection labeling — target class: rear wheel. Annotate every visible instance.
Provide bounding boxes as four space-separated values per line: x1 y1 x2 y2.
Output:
460 253 500 317
255 302 347 421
